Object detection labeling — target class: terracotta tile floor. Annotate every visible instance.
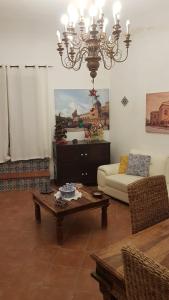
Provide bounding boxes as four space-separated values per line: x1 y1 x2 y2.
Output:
0 190 131 300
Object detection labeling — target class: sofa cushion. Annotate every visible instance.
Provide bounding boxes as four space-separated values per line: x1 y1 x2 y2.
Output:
98 163 120 176
105 174 143 193
150 155 167 176
126 153 151 177
130 149 167 176
118 155 128 174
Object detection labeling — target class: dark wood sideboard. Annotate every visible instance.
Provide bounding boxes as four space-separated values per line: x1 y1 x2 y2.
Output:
53 140 110 185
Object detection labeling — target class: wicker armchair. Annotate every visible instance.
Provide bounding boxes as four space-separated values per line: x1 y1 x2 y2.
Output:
122 245 169 300
128 175 169 234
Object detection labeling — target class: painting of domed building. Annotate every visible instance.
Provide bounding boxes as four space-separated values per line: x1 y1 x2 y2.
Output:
54 89 109 132
146 92 169 134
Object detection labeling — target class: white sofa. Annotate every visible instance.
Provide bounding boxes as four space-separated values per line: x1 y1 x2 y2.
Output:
97 149 169 204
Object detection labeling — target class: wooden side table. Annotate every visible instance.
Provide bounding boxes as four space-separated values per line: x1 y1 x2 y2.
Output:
32 189 110 244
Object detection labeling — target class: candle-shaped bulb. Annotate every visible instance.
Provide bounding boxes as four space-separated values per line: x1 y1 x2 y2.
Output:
79 0 86 16
85 17 90 33
99 8 103 19
126 19 130 34
116 13 120 22
103 18 108 32
89 4 97 24
96 0 105 16
61 14 68 31
56 30 61 43
68 4 78 26
113 1 122 24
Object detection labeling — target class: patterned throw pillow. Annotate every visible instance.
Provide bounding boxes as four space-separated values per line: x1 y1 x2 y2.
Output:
118 155 129 174
126 154 151 177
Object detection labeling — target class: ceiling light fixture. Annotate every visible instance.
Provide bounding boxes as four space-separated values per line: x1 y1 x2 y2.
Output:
56 0 132 87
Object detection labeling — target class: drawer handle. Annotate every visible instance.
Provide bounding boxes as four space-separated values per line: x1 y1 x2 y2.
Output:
85 153 88 156
81 153 84 156
85 172 88 175
82 172 84 176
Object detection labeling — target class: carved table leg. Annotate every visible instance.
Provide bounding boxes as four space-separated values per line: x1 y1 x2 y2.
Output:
34 203 41 223
100 282 117 300
101 204 109 228
56 216 64 245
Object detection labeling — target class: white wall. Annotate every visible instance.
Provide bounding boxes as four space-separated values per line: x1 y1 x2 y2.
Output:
110 15 169 162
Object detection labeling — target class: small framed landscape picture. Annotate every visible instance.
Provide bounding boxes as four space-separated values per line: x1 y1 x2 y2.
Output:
146 91 169 134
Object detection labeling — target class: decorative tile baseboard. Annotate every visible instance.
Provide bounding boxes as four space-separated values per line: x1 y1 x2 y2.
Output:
0 158 50 192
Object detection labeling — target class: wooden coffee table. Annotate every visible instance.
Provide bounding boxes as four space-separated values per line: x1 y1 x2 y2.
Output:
32 188 110 244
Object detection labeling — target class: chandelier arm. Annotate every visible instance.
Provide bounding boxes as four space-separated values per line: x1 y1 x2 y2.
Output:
73 48 88 71
72 60 83 71
102 40 119 57
100 41 119 60
99 49 113 70
60 46 88 70
60 56 74 69
64 42 80 64
105 37 120 53
113 39 121 57
73 47 88 63
65 45 76 64
113 48 129 63
64 43 88 66
72 39 83 49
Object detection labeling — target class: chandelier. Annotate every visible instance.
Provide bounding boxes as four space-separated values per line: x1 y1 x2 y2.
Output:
56 0 132 84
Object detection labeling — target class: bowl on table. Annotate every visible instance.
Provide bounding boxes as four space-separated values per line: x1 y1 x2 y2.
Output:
59 183 76 199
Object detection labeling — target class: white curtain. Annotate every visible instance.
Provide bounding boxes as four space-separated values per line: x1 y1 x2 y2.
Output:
0 66 10 163
7 66 52 161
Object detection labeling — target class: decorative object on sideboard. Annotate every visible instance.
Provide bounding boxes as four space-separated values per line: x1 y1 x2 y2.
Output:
54 113 67 144
84 120 104 142
72 139 78 144
56 1 132 89
121 96 129 106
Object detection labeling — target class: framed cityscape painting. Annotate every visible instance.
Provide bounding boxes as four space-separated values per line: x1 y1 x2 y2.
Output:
54 89 109 132
146 91 169 134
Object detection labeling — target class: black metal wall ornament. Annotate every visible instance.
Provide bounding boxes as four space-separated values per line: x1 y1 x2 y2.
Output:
121 96 129 106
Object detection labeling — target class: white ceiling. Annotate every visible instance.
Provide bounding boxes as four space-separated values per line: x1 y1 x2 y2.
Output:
0 0 168 37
